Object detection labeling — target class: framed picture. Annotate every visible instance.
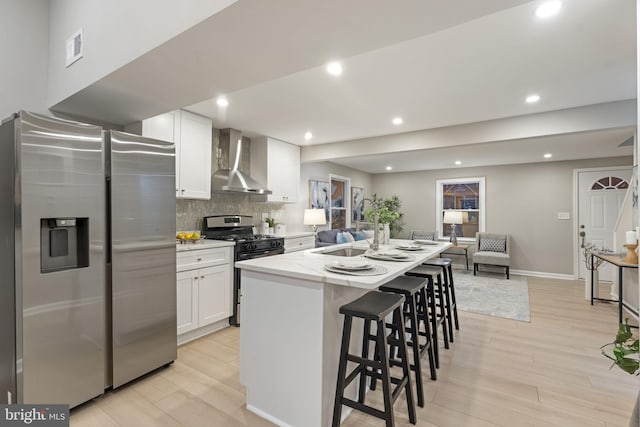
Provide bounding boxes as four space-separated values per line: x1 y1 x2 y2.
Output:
351 187 365 221
309 180 330 222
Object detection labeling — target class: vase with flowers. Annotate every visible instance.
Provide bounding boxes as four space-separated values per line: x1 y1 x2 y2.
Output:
364 194 403 246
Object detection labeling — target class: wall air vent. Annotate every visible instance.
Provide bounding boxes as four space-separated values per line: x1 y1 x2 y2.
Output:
65 28 83 67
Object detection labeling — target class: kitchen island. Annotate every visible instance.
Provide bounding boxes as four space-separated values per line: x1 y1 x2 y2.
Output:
236 239 451 427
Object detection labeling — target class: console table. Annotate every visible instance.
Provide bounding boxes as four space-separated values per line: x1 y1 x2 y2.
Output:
590 252 639 327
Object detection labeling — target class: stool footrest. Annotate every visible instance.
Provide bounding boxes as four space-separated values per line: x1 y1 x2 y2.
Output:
346 355 382 369
341 398 386 420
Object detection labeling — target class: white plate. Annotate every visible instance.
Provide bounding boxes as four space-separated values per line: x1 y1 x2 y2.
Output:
365 252 415 262
324 264 388 276
414 239 439 245
396 244 423 251
377 251 408 258
326 260 373 271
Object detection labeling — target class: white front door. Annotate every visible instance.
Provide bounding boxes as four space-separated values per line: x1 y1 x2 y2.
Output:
577 168 631 281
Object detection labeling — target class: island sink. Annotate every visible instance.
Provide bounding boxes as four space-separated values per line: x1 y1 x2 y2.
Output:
320 247 367 257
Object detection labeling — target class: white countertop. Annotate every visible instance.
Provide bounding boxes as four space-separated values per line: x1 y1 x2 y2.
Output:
235 239 451 289
176 239 235 252
280 231 315 238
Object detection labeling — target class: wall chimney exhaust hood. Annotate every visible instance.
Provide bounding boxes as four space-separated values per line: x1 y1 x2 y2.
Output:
211 128 272 194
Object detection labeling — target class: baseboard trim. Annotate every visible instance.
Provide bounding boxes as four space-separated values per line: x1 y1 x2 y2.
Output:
510 269 575 281
246 404 294 427
177 319 230 346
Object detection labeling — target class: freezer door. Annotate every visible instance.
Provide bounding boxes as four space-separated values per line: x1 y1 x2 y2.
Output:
18 111 105 407
108 130 177 388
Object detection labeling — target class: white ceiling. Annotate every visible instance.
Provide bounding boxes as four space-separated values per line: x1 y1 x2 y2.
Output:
52 0 637 173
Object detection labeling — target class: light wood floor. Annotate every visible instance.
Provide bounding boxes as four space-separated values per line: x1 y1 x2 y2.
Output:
70 276 639 427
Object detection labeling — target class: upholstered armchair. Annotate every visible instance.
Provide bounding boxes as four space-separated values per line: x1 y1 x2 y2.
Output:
472 232 510 279
410 231 436 241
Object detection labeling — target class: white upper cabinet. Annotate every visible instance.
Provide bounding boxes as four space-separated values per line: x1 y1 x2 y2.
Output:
141 110 212 200
251 137 300 203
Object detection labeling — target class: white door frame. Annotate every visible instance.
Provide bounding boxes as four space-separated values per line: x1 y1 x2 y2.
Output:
572 165 632 279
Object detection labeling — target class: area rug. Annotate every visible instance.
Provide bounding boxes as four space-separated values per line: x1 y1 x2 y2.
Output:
452 269 531 322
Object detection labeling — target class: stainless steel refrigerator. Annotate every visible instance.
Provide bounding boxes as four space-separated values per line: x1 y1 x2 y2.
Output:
0 111 176 408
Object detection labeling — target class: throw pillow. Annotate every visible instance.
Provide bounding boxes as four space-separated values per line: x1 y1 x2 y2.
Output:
336 232 355 244
351 231 367 241
479 238 506 253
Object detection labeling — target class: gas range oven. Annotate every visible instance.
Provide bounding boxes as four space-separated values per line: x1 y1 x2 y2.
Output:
202 215 284 326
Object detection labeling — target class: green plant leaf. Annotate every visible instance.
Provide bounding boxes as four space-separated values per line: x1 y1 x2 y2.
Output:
617 358 640 375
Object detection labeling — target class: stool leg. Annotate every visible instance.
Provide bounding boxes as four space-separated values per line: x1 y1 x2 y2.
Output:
435 273 450 349
393 307 417 425
440 266 454 343
418 287 437 380
426 278 439 368
332 315 353 427
406 294 424 407
376 319 396 427
358 319 372 404
448 264 459 330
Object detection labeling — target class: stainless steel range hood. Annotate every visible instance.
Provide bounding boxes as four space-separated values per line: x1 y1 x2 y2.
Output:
211 128 272 194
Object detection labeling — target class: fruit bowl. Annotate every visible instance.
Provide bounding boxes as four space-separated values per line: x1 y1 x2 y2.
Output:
176 237 205 244
176 232 205 244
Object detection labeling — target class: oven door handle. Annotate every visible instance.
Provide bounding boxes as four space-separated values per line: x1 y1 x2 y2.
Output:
236 248 284 261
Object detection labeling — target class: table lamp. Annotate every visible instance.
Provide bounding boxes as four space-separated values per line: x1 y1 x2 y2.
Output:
443 211 464 246
304 209 326 234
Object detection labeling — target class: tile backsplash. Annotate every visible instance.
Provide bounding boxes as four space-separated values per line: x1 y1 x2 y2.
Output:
176 195 286 232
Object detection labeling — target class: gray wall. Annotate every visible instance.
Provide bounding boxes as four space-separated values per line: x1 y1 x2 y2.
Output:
46 0 237 108
0 0 49 118
282 162 373 233
371 156 633 276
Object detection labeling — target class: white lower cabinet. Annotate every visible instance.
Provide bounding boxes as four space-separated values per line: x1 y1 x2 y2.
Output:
284 234 316 253
177 246 233 344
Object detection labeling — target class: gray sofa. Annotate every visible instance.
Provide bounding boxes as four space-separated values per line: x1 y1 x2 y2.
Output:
316 228 369 247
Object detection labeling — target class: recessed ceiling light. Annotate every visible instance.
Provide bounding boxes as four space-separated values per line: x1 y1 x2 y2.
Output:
544 153 552 158
535 1 562 18
386 166 392 171
304 131 313 140
455 160 462 165
326 61 343 76
216 96 229 107
392 117 403 125
526 94 541 103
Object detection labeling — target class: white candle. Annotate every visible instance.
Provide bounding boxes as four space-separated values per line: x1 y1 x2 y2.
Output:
625 230 637 245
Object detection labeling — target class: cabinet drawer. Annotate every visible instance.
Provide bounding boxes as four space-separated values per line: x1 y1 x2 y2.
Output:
284 236 315 253
177 247 231 271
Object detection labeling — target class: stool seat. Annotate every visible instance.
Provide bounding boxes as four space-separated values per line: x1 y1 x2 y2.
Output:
423 258 451 267
379 276 426 296
406 265 442 278
339 291 405 321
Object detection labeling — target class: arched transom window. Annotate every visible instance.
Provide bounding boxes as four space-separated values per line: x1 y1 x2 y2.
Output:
591 176 629 191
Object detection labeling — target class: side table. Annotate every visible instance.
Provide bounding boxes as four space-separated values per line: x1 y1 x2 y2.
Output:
440 244 471 270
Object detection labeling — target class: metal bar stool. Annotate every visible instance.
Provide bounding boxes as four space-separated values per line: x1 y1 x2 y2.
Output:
379 276 437 408
405 265 450 367
423 257 459 341
332 291 417 427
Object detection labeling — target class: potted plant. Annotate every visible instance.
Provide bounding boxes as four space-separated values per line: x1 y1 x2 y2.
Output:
601 320 639 426
364 194 403 243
